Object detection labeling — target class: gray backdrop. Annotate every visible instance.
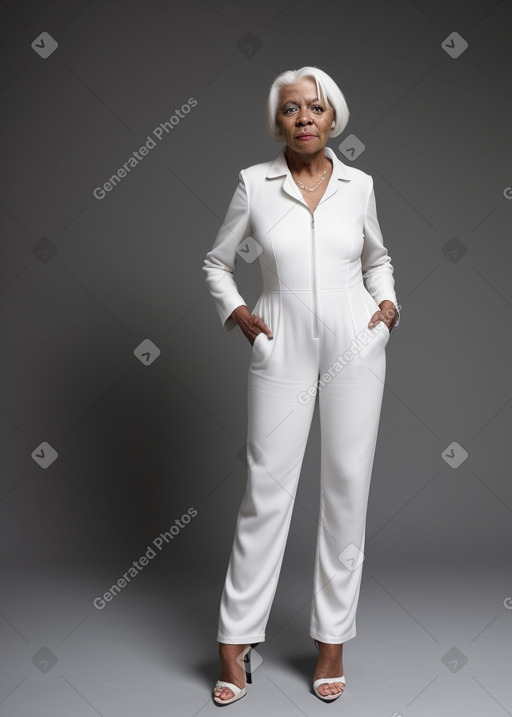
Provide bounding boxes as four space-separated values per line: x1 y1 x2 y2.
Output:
1 1 511 715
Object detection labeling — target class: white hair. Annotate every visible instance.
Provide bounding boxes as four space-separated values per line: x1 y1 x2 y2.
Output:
264 66 350 141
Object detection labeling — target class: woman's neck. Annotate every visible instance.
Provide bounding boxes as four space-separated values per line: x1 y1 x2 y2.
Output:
284 146 330 176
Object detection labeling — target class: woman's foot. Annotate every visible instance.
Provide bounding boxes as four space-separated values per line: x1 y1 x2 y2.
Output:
313 641 345 698
213 643 250 703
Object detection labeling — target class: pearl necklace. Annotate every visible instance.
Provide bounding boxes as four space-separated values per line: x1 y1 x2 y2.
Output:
296 168 328 192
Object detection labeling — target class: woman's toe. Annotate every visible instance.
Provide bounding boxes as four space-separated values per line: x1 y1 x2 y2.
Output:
213 687 228 700
319 681 343 696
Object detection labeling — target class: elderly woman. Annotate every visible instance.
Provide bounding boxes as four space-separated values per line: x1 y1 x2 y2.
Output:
203 66 399 705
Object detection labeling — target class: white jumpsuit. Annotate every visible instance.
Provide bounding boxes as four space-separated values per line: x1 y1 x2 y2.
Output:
203 146 399 645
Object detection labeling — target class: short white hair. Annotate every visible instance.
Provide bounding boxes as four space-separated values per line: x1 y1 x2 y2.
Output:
264 66 350 141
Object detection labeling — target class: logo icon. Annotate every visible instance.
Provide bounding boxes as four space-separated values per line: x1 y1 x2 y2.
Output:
31 32 58 59
442 237 468 263
32 237 58 263
442 442 468 469
442 32 468 59
32 647 58 673
338 543 365 571
236 33 262 58
236 237 262 264
31 442 58 469
338 134 366 161
442 646 468 672
134 339 161 366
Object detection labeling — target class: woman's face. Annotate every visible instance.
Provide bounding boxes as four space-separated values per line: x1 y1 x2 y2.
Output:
276 78 335 155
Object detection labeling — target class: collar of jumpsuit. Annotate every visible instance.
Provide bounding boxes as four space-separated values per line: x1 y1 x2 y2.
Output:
266 145 352 205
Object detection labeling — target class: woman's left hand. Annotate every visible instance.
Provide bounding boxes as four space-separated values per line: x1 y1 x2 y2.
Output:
368 300 397 332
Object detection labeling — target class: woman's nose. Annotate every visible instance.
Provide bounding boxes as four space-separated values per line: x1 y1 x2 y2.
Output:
297 113 313 125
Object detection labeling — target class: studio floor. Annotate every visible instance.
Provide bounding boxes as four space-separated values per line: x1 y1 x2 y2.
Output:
1 561 510 717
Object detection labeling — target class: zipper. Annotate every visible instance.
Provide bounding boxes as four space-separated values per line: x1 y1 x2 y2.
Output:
311 213 319 338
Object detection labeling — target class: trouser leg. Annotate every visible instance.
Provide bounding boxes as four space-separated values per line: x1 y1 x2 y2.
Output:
310 344 386 643
217 360 317 644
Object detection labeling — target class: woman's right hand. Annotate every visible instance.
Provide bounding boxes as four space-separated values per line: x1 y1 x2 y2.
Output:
231 305 273 345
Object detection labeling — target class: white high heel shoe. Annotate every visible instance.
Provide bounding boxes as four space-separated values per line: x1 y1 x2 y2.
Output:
313 639 346 702
213 643 259 707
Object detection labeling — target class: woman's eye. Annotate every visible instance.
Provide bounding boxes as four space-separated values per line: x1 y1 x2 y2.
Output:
282 105 323 115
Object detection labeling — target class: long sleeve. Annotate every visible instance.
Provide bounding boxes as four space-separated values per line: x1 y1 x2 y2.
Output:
361 178 400 324
202 171 252 332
